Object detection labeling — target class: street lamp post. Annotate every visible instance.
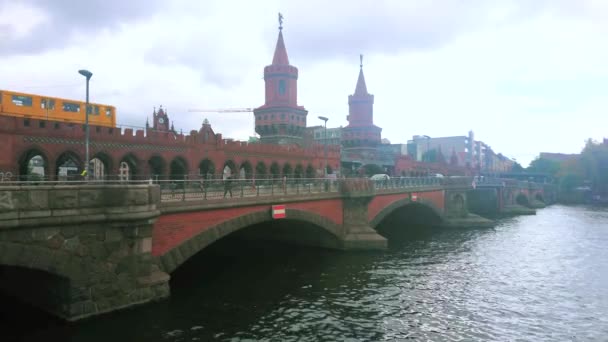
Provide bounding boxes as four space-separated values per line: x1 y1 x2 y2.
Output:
78 69 93 180
318 116 329 177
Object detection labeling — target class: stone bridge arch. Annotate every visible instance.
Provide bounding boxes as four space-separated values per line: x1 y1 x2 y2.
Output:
0 242 73 279
370 198 444 229
159 209 342 274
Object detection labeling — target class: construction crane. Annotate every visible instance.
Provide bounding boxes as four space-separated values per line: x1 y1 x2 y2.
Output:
188 108 258 138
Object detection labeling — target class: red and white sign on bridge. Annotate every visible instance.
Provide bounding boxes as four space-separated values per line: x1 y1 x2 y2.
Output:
272 205 286 219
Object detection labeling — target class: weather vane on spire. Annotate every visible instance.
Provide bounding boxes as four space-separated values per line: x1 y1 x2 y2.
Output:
360 54 363 68
278 12 284 31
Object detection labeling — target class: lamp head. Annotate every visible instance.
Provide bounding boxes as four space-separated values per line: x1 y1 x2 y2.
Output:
78 69 93 80
318 116 328 122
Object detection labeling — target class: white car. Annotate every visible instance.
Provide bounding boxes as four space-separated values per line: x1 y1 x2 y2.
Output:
370 174 390 181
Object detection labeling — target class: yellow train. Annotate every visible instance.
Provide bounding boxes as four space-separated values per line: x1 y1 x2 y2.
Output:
0 89 116 127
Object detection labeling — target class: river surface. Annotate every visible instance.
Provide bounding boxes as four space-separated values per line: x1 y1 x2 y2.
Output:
4 205 608 341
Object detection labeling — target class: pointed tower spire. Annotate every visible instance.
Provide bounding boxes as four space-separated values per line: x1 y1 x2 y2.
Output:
255 12 308 145
354 54 368 95
272 13 289 65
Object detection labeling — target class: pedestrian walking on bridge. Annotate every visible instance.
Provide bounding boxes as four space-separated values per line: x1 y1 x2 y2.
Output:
223 176 233 198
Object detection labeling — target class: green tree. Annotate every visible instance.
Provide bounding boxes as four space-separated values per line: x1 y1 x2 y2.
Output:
527 157 561 177
511 162 524 172
580 139 608 194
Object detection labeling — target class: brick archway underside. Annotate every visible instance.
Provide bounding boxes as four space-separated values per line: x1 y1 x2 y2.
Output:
370 198 444 229
158 209 342 273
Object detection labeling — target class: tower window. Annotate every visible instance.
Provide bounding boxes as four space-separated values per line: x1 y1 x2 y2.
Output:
278 80 286 95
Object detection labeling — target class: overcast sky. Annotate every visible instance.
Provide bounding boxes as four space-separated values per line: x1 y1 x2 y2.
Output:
1 0 607 166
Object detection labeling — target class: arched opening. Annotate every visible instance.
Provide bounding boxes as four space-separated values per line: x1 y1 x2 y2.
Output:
198 159 215 179
90 152 111 181
18 149 48 181
223 160 236 180
282 162 292 177
169 157 188 180
167 217 342 321
326 164 333 175
255 161 267 179
374 202 443 247
89 158 106 180
0 265 69 333
55 151 81 181
294 164 304 178
148 155 166 179
119 153 138 181
239 161 253 179
270 162 280 179
164 210 343 274
305 164 315 178
516 193 530 207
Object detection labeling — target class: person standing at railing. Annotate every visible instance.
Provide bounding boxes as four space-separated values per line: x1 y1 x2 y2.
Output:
223 176 233 198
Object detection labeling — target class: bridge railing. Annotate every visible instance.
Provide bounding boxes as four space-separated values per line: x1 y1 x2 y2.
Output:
158 178 341 202
371 176 444 191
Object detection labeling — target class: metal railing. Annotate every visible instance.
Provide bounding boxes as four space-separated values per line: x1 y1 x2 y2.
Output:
158 178 340 202
371 177 443 191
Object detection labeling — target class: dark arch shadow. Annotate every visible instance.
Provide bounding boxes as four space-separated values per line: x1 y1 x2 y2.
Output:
18 147 50 181
198 158 215 179
159 209 342 274
91 151 112 180
239 160 253 179
370 198 444 229
148 155 166 179
119 153 139 180
169 156 189 180
55 150 82 180
516 193 530 207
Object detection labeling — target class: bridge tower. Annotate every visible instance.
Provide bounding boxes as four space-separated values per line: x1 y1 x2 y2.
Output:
342 55 382 149
254 14 308 145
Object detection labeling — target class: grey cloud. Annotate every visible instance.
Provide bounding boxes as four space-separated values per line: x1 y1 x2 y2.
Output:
0 0 163 55
276 0 583 63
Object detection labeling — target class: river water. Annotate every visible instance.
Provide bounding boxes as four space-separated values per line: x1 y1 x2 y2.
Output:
5 205 608 341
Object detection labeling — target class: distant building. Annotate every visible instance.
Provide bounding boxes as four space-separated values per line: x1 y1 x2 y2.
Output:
306 125 342 146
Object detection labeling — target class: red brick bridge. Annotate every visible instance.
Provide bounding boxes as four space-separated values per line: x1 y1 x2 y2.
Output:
0 177 551 321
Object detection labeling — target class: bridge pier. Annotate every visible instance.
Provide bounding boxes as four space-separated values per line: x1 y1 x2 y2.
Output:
340 180 387 251
0 185 169 321
442 189 494 228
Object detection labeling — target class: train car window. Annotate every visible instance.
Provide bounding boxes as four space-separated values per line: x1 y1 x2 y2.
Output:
63 102 81 112
95 106 100 115
41 98 55 109
12 95 33 107
105 108 112 117
0 91 3 104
